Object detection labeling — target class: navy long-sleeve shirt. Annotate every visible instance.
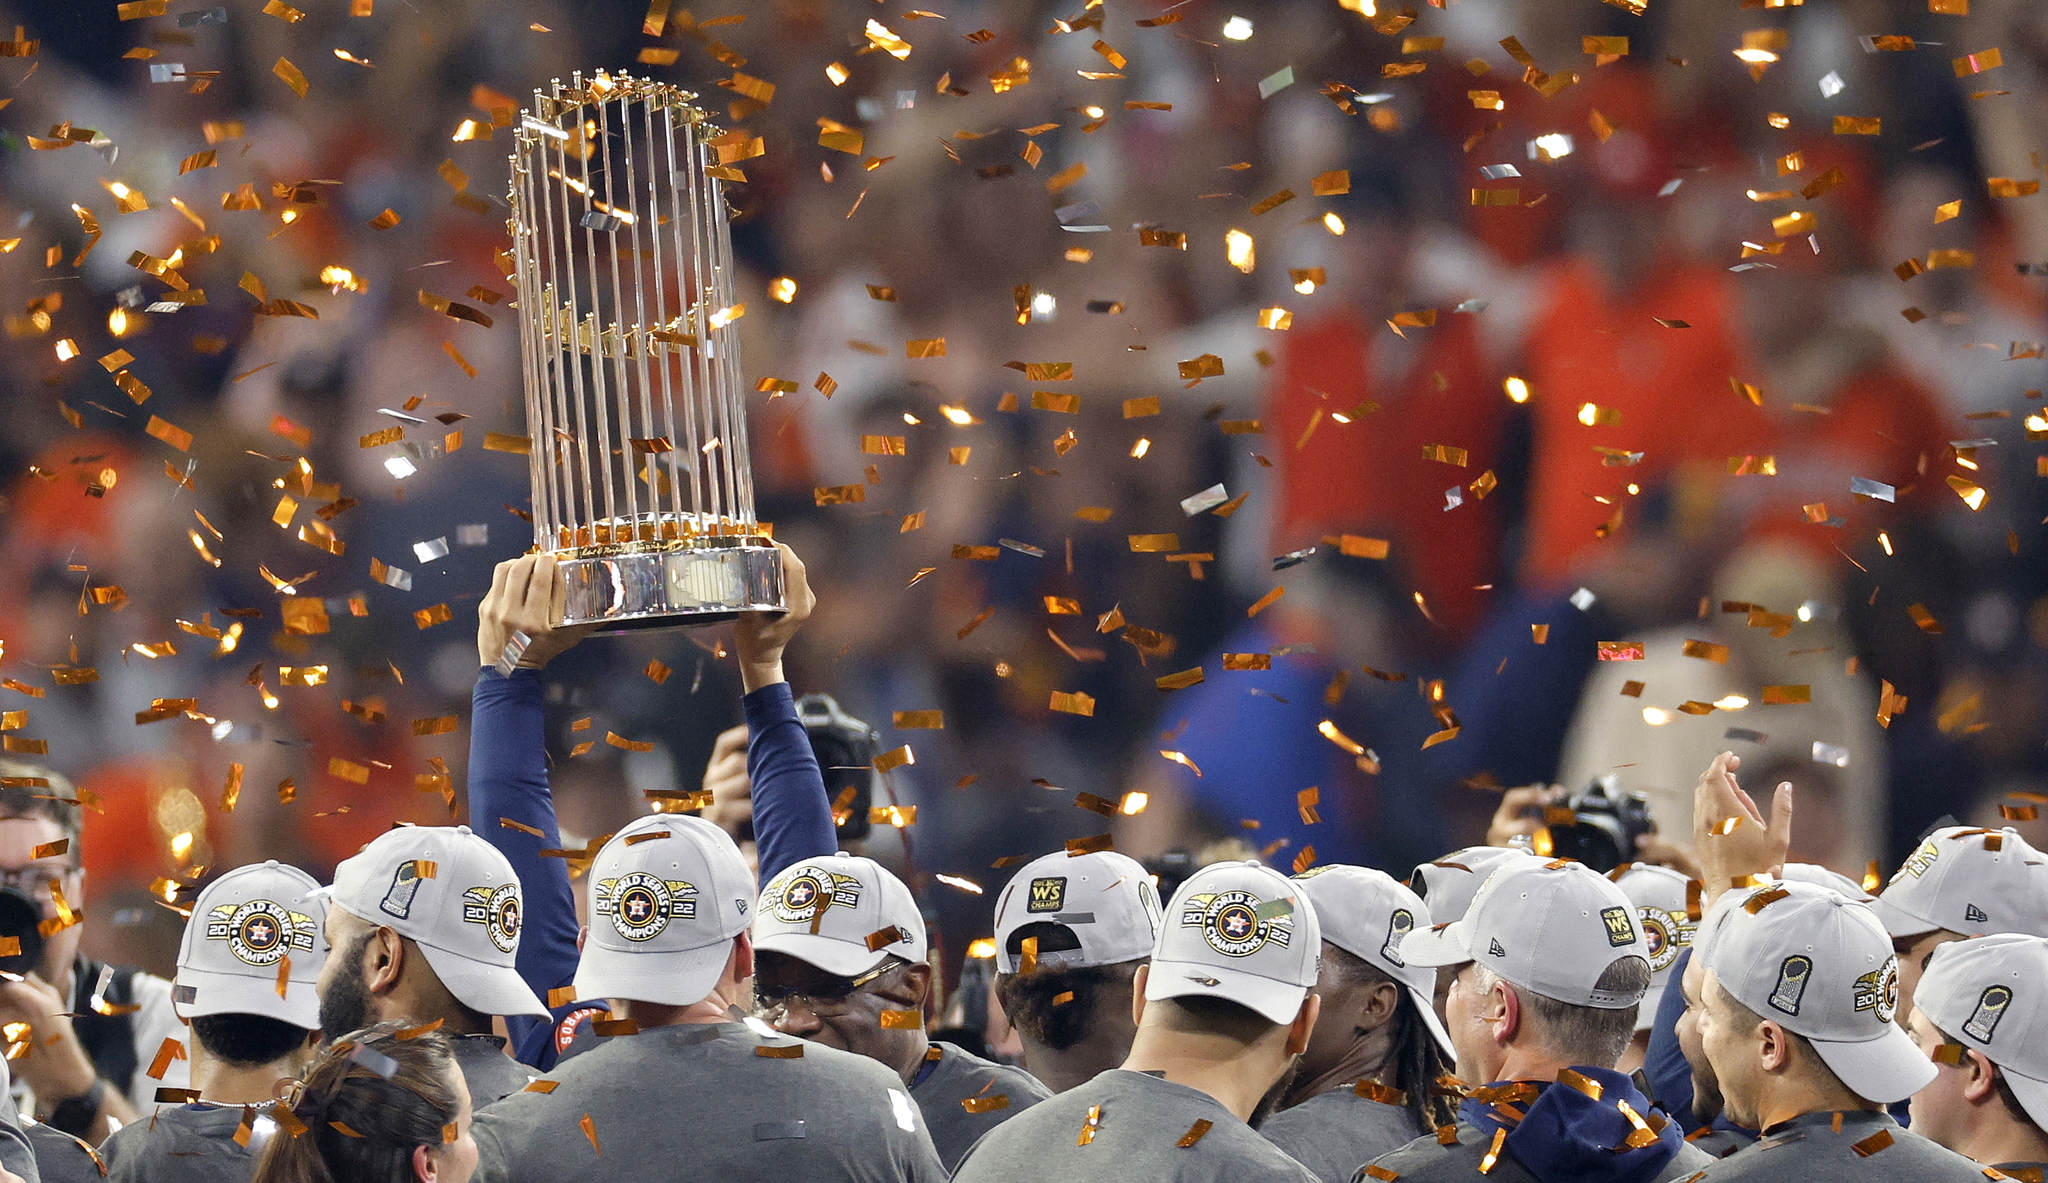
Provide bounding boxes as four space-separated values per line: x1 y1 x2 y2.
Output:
468 669 836 1068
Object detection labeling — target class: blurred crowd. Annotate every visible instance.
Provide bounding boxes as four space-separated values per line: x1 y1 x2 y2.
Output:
0 0 2044 988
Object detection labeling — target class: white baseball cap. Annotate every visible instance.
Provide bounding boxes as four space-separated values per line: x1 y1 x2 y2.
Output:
323 826 547 1018
1612 864 1697 1032
1146 861 1321 1026
1401 858 1650 1009
1292 864 1455 1056
1409 846 1543 926
991 851 1160 974
1870 827 2048 940
1915 934 2048 1127
753 854 927 978
574 813 757 1006
1704 879 1932 1104
1781 862 1874 903
175 861 328 1028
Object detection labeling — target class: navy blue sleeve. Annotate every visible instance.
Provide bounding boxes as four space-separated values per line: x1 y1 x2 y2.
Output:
1644 947 1698 1128
469 668 581 1061
742 681 837 883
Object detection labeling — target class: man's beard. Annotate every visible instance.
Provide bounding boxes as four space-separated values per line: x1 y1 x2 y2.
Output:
1690 1066 1726 1126
1249 1058 1302 1130
318 932 374 1042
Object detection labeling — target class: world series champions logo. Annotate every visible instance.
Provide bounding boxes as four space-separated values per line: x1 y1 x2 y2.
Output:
1180 890 1292 958
767 867 863 925
206 900 318 967
460 884 524 954
594 873 699 942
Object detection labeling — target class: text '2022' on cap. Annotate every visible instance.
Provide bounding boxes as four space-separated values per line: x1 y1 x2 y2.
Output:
323 825 548 1018
574 813 757 1007
1401 857 1650 1009
1915 933 2048 1129
1146 860 1320 1026
1704 879 1932 1104
1870 826 2048 941
1293 863 1455 1056
753 853 927 978
991 850 1160 974
175 860 328 1029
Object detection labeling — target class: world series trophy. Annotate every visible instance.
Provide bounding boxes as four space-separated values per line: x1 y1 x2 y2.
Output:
505 71 782 635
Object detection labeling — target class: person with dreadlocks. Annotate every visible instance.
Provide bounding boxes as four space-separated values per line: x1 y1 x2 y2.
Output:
249 1023 475 1183
1259 865 1458 1183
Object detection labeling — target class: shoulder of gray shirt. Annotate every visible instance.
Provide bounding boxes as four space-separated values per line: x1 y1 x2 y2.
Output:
1694 1121 1990 1181
1262 1091 1427 1183
954 1071 1319 1183
472 1023 941 1172
100 1107 254 1183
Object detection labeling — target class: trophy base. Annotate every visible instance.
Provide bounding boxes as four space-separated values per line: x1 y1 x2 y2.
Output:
556 541 784 633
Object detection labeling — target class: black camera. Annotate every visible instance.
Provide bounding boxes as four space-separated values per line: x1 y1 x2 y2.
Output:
1541 778 1654 873
797 693 877 843
0 886 46 978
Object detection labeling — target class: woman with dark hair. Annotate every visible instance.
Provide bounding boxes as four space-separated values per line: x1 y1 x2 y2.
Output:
250 1024 476 1183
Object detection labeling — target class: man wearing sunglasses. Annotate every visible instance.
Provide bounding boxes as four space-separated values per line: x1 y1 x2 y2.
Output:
755 854 1051 1171
0 763 188 1144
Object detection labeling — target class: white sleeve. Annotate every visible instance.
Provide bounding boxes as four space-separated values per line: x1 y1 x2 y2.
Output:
122 971 189 1113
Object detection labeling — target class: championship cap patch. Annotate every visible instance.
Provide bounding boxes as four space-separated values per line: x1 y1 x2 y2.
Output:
1770 954 1813 1016
1962 984 2012 1043
767 867 862 924
205 900 318 967
594 873 698 943
1179 890 1292 958
1600 906 1637 947
1027 877 1066 914
1381 909 1414 967
1852 955 1900 1024
460 883 524 954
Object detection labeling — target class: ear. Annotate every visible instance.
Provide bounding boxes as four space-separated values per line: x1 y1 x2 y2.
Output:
367 928 406 996
1756 1019 1793 1073
1131 964 1150 1027
576 925 588 955
1287 992 1322 1057
412 1143 438 1182
1362 980 1402 1027
1494 979 1522 1046
1961 1050 2001 1104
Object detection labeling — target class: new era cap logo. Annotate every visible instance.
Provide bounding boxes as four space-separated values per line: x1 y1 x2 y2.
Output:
1028 877 1066 914
1965 904 1989 925
1487 938 1506 958
1963 984 2013 1043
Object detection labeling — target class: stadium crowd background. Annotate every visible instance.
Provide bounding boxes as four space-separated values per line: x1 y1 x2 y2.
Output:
0 0 2043 998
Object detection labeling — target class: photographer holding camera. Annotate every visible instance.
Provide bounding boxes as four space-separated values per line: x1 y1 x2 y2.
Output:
0 762 187 1143
1486 778 1702 878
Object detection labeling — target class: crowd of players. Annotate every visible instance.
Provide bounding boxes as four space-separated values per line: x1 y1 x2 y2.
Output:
0 544 2039 1183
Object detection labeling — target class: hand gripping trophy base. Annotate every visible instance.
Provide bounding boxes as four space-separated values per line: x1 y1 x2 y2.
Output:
557 538 784 632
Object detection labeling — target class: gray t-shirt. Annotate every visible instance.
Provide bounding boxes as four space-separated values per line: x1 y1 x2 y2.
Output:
471 1021 946 1183
1685 1126 1755 1161
1693 1111 1987 1182
1262 1087 1427 1183
454 1034 537 1107
952 1069 1319 1183
26 1116 103 1183
1363 1119 1713 1183
101 1104 269 1183
912 1042 1052 1172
